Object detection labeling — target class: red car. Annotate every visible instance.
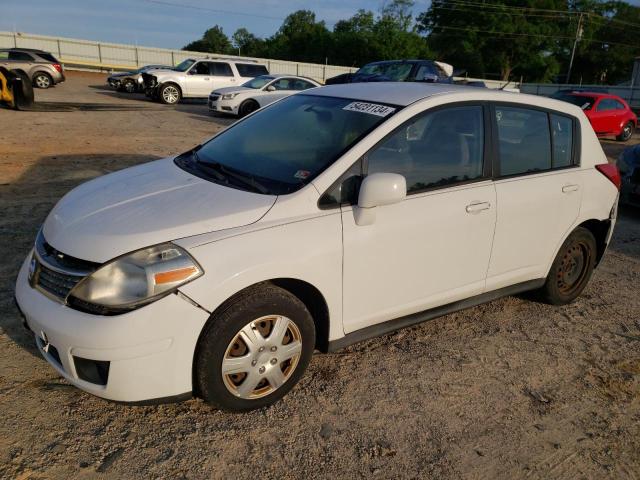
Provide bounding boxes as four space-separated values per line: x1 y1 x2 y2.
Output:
552 91 637 142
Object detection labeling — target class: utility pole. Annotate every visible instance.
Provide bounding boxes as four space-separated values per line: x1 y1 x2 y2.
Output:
566 13 584 84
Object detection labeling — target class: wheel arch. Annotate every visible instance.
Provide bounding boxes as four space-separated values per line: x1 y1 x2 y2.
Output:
191 277 331 394
578 218 611 265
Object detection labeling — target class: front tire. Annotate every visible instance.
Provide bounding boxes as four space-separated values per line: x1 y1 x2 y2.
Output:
538 227 597 305
616 122 634 142
32 72 52 89
195 284 315 412
238 99 259 118
159 83 181 104
122 79 136 93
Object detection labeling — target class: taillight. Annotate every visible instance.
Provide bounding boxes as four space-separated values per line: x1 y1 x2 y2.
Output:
595 163 621 190
52 63 62 73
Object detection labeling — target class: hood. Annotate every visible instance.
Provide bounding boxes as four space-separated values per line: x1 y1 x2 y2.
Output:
212 86 254 96
43 158 276 263
109 72 133 79
150 68 179 77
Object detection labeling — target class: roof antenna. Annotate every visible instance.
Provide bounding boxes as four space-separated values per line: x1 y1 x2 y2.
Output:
499 78 512 90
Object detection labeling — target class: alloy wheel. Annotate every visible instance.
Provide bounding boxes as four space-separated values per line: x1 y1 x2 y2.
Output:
162 85 179 104
35 74 51 88
221 315 302 399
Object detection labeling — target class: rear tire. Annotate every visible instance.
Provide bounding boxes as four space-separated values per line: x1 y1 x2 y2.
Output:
238 99 259 118
537 227 597 305
32 72 52 89
159 83 181 104
616 122 634 142
195 284 315 412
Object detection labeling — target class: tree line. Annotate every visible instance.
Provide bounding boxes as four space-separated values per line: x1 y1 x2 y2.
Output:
182 0 640 84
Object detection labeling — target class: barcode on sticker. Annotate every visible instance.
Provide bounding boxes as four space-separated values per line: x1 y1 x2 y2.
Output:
343 102 396 117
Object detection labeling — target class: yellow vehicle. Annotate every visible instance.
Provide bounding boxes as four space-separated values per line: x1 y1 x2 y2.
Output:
0 67 34 110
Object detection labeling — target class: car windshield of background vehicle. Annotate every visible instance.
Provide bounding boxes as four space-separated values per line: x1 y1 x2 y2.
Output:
358 63 413 81
182 95 397 195
174 59 195 72
554 94 595 110
243 76 274 89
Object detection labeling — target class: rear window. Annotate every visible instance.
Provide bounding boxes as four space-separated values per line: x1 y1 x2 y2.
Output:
236 63 269 77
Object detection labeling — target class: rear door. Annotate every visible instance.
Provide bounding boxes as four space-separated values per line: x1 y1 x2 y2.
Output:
486 104 582 290
209 62 237 91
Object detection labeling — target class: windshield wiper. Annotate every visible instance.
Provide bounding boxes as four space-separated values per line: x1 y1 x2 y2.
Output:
194 153 270 194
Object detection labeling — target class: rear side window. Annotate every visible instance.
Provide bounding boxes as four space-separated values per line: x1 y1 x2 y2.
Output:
495 106 551 176
596 98 620 112
368 105 485 193
37 52 58 63
236 63 269 77
9 51 34 61
550 114 573 168
210 62 233 76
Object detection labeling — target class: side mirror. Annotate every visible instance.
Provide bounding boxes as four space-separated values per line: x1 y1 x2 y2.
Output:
355 173 406 226
266 85 276 92
420 73 439 83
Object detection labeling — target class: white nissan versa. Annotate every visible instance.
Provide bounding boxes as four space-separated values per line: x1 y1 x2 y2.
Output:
15 83 620 412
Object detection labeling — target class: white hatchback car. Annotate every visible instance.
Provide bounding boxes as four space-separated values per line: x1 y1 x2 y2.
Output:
208 74 321 117
15 83 620 411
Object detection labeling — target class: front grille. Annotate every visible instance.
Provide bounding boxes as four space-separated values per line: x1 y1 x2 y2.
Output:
32 230 99 302
35 261 84 300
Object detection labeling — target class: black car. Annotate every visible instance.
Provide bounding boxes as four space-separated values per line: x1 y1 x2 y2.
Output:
325 60 452 85
619 144 640 206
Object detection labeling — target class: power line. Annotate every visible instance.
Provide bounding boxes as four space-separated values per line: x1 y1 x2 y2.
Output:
428 24 639 48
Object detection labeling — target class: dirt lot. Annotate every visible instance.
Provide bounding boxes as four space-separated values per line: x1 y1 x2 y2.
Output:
1 72 639 480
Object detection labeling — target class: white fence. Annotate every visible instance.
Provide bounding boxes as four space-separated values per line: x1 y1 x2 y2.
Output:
521 83 640 109
0 31 357 82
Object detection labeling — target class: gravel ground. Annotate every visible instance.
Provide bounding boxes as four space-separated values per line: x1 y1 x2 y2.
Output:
1 72 639 480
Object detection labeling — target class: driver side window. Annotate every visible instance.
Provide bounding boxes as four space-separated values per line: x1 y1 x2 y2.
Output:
367 105 485 194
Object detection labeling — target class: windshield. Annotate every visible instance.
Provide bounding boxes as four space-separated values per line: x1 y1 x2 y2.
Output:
357 62 413 81
242 76 274 89
552 93 596 110
177 95 397 195
174 59 195 72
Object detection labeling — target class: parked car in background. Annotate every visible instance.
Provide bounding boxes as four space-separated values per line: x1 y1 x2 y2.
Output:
107 65 172 93
0 48 64 89
325 59 453 85
551 91 636 141
209 74 321 117
618 144 640 206
143 57 269 104
15 82 619 412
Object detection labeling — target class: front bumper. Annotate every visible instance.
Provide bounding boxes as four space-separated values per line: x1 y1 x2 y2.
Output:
208 97 239 115
14 253 209 403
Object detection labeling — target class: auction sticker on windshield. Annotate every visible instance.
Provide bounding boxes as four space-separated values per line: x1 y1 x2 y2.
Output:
343 102 396 117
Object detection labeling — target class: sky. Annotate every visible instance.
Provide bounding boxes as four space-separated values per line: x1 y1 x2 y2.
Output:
0 0 431 49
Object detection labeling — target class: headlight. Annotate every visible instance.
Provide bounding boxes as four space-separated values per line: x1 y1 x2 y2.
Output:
137 76 143 83
222 93 237 100
68 243 203 312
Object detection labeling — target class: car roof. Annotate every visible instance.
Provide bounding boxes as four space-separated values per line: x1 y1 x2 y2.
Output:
1 48 50 54
301 82 487 106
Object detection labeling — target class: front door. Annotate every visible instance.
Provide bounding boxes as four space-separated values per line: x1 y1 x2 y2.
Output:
341 104 497 333
183 61 214 96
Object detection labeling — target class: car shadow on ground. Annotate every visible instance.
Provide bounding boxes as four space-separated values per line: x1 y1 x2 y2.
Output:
1 154 163 359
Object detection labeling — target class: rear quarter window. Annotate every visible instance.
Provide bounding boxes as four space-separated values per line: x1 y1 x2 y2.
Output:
37 52 58 63
236 63 269 77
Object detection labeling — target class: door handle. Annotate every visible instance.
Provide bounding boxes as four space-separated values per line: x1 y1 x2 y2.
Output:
465 201 491 214
562 184 579 193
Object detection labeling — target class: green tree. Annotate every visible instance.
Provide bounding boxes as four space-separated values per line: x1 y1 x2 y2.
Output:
183 25 232 54
232 28 265 57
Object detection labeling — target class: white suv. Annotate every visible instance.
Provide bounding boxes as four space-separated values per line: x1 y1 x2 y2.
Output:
15 83 620 412
143 57 268 104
